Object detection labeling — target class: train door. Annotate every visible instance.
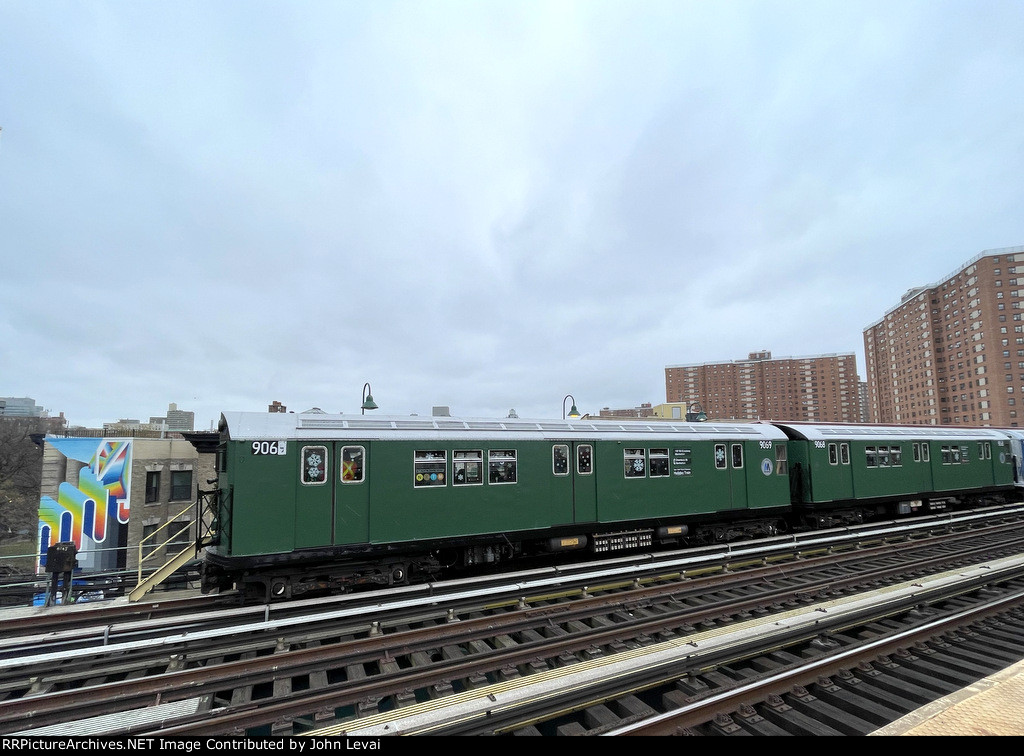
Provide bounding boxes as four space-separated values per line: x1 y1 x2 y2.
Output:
551 442 597 524
295 442 334 548
334 443 371 545
715 441 747 510
573 442 598 523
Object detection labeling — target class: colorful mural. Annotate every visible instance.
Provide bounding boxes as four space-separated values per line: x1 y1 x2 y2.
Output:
37 438 132 573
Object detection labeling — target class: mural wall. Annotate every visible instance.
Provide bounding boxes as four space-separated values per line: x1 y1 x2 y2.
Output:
37 438 132 573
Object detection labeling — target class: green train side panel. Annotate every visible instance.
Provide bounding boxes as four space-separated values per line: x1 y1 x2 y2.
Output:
795 439 1014 506
367 440 576 543
225 441 297 557
744 440 792 510
996 441 1016 485
929 440 1013 492
808 445 855 503
593 441 716 521
592 439 790 523
848 443 931 501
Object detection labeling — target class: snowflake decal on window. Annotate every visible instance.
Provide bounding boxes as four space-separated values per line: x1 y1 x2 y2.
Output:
715 447 726 464
633 459 644 472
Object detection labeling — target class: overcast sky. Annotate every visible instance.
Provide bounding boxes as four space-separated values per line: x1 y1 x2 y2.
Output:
2 1 1023 430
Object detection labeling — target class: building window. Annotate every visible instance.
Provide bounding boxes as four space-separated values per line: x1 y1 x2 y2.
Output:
145 471 160 503
167 521 192 552
142 524 159 557
170 470 193 501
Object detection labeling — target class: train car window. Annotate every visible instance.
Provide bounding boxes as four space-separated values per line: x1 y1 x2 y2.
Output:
301 445 329 485
891 445 902 467
552 445 569 476
731 444 743 469
624 448 646 478
922 443 930 462
840 443 850 464
775 444 788 474
941 445 966 464
453 450 483 485
715 444 727 469
414 450 447 487
879 446 891 467
866 446 877 467
828 443 838 465
341 446 365 483
913 442 921 462
577 445 593 474
489 450 517 484
650 448 670 477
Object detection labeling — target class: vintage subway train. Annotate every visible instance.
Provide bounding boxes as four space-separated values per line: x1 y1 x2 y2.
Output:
199 411 1024 601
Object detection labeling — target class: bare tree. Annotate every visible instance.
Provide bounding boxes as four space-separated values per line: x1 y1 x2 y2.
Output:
0 417 44 540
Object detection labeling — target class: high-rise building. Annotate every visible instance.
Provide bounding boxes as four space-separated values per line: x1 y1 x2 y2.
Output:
864 245 1024 426
0 397 45 417
149 403 195 432
665 351 861 422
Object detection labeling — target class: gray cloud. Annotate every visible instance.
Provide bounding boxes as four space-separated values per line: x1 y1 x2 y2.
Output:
2 1 1022 428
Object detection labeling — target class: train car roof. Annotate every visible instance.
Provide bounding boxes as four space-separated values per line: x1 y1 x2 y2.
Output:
772 422 1014 443
219 411 790 443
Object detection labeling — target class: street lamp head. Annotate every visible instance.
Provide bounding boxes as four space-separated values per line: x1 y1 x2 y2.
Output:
361 382 378 414
562 394 580 419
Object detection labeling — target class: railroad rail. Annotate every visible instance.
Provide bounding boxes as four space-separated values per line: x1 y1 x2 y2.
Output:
3 507 1024 736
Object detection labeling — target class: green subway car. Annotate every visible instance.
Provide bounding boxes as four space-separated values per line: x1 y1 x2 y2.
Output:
775 422 1017 525
204 412 792 600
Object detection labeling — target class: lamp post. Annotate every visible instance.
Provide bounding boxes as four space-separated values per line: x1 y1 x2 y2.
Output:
361 383 378 415
562 394 580 420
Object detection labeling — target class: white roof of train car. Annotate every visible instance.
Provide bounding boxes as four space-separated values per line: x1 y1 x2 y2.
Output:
220 411 790 443
774 422 1014 443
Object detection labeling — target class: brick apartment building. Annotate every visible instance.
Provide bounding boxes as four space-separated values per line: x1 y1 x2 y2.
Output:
665 350 860 422
864 245 1024 426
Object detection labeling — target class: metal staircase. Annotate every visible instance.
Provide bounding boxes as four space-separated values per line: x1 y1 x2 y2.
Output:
128 489 217 602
